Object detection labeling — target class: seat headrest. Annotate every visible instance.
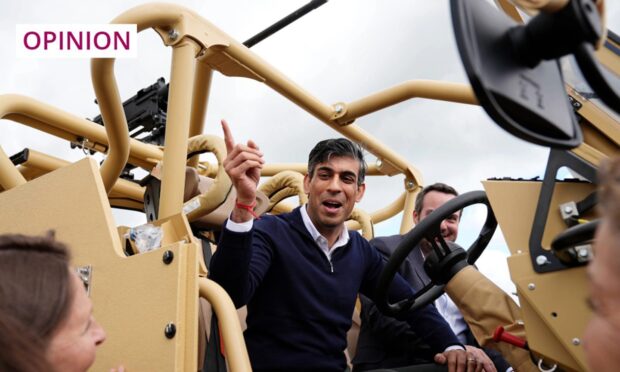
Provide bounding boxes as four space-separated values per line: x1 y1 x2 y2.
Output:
183 167 269 230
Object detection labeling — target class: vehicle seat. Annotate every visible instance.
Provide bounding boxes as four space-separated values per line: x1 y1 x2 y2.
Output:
183 167 269 230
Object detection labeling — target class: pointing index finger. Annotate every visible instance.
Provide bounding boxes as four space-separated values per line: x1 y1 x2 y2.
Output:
221 119 235 153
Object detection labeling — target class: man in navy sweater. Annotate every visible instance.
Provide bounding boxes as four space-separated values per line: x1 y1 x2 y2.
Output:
210 120 483 372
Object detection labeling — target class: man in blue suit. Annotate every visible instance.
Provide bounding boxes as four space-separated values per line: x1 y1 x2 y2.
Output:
353 183 511 372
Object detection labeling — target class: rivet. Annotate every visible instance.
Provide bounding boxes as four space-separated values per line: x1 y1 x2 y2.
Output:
334 104 344 114
164 323 176 339
528 283 536 290
563 205 573 214
572 338 581 346
163 250 174 265
168 29 179 41
536 255 549 266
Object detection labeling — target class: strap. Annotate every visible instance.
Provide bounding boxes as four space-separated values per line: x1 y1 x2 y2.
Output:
235 199 260 219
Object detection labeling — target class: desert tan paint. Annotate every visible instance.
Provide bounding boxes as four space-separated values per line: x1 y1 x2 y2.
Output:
484 180 597 371
0 1 618 371
0 159 201 371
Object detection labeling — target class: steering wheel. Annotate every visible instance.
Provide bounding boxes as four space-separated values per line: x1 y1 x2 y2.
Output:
375 190 497 316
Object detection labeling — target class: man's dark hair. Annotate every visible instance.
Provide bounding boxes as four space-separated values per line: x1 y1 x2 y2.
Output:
414 182 459 216
307 138 367 186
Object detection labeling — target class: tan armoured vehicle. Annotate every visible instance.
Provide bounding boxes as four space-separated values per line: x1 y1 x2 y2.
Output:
0 0 618 371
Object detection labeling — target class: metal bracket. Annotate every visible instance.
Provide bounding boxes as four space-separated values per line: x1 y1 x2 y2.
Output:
559 201 579 225
70 136 98 156
568 95 583 111
573 244 593 263
404 178 418 191
331 102 349 123
529 149 597 273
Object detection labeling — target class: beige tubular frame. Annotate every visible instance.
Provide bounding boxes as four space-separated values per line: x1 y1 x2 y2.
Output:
199 278 252 371
0 4 478 232
1 2 612 226
2 149 146 210
0 94 164 189
92 6 203 217
0 2 617 371
87 3 478 234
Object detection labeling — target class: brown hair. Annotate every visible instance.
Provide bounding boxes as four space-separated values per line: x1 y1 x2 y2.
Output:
0 232 73 372
414 182 459 216
599 156 620 232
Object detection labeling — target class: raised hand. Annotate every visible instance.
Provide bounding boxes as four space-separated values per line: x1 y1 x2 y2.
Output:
221 119 264 222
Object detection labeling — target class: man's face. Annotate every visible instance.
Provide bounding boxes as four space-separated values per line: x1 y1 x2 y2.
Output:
584 221 620 372
413 190 459 243
304 156 365 238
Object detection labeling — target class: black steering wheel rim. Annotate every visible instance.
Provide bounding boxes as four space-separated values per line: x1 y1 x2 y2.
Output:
375 190 498 316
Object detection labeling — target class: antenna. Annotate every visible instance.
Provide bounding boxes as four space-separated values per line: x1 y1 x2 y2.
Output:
243 0 328 48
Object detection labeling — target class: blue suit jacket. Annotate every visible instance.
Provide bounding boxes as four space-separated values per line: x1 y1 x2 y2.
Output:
352 234 511 372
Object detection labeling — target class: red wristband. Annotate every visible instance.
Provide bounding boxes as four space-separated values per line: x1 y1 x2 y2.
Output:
235 199 260 219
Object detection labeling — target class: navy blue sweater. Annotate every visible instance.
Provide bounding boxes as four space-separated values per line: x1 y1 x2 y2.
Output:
209 207 460 372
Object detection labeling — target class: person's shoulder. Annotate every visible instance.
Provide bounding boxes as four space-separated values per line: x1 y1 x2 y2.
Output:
369 234 403 254
348 231 376 261
255 213 287 226
254 209 298 232
348 230 377 252
348 229 368 242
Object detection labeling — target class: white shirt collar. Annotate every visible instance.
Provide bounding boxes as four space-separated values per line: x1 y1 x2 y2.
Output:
300 205 349 259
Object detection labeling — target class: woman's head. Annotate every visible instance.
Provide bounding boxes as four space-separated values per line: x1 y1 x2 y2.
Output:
0 232 105 372
46 269 106 371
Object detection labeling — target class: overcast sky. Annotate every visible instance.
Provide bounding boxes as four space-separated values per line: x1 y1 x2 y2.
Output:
1 0 619 294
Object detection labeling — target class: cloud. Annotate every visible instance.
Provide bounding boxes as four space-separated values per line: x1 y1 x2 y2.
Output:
1 0 617 298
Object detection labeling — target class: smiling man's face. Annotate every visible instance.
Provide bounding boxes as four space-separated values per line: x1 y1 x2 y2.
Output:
304 155 365 242
414 190 460 255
